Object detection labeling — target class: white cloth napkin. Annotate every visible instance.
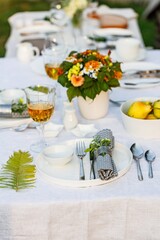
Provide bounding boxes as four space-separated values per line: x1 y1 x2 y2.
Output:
43 122 63 138
71 124 97 137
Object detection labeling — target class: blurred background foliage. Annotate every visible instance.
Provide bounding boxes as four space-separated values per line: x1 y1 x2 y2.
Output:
0 0 157 57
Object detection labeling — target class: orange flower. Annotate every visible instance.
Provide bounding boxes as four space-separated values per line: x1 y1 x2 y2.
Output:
71 75 84 87
114 71 122 80
57 67 64 76
85 60 101 70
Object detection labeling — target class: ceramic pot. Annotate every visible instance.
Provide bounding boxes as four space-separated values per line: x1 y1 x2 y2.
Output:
77 91 109 120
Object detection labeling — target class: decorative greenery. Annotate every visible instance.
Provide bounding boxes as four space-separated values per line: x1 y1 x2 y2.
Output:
85 136 111 159
29 86 49 94
11 98 27 115
85 136 111 154
0 151 36 192
58 49 122 101
88 35 107 42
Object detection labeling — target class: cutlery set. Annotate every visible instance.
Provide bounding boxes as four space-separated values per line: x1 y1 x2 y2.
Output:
130 143 156 181
122 69 160 86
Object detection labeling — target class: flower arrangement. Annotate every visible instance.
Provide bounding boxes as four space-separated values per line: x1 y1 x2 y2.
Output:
57 49 122 102
62 0 89 27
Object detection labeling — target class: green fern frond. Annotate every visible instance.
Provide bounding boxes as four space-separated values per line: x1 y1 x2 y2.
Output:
0 151 36 191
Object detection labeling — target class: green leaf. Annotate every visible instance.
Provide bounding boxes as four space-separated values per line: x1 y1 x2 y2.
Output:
82 83 101 99
58 74 69 87
60 61 73 72
81 75 94 89
0 151 36 192
108 78 120 88
67 86 81 102
29 86 49 94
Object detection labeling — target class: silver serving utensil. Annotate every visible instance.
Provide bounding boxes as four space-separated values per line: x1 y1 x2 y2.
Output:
123 69 160 79
109 99 125 106
145 150 156 178
76 141 86 180
124 80 160 86
14 123 29 132
130 143 144 181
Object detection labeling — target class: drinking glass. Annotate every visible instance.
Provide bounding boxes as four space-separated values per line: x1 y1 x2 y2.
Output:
25 85 56 153
42 36 68 97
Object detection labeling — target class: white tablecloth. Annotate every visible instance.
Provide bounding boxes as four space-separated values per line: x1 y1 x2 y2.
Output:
0 49 160 240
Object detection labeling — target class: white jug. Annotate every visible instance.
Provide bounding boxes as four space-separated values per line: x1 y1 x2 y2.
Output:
17 42 40 63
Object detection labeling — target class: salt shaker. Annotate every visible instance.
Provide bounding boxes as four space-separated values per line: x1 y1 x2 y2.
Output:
63 101 78 130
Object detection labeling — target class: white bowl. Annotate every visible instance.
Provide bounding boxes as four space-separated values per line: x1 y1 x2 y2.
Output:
0 88 26 104
120 97 160 139
43 144 73 166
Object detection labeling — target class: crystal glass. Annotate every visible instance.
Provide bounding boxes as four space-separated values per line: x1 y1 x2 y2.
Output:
25 85 56 153
50 1 68 27
42 36 68 97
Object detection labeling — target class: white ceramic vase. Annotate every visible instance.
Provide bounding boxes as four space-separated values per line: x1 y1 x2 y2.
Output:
77 91 109 120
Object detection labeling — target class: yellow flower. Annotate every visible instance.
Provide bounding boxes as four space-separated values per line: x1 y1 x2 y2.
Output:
71 75 84 87
68 63 81 80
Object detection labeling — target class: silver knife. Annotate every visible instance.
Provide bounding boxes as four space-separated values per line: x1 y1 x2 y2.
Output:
124 80 160 86
123 69 160 79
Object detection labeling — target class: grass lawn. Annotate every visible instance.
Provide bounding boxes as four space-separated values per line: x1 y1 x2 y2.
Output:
0 0 157 57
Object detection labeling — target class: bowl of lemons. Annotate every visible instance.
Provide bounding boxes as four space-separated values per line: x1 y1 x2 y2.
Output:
120 97 160 139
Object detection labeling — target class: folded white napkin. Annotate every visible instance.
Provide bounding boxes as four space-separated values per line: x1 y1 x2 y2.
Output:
0 118 32 129
41 122 63 138
71 124 97 137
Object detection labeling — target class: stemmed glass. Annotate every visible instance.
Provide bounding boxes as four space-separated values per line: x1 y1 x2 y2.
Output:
42 35 68 97
25 85 56 153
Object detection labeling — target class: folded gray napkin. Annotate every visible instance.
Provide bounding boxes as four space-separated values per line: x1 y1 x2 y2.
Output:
0 104 29 118
91 129 118 180
21 38 45 54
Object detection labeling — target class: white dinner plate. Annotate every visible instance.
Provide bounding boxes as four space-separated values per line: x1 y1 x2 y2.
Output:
0 118 32 129
121 61 160 72
0 88 31 128
30 56 46 75
35 139 133 188
120 61 160 89
18 24 60 36
93 28 133 37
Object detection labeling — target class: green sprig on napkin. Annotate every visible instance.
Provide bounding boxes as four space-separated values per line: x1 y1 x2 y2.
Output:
0 151 36 192
85 136 111 157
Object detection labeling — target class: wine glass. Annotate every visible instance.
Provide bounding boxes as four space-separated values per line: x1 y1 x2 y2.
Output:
42 36 68 97
25 85 56 153
49 1 68 27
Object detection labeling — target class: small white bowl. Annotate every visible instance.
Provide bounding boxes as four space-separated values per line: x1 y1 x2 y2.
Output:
0 88 26 104
120 97 160 139
43 144 73 166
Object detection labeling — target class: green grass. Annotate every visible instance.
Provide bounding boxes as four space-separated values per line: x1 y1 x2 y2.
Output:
0 0 157 57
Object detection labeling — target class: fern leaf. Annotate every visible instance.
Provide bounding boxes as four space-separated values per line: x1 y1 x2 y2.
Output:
0 150 36 191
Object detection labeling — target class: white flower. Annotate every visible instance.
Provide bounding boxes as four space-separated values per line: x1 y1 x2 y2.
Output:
64 0 88 18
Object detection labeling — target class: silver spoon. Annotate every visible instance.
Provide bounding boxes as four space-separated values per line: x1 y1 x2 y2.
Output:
14 123 29 132
145 150 156 178
130 143 144 181
14 121 39 132
109 99 125 106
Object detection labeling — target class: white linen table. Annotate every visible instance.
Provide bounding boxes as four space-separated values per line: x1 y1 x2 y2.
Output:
0 50 160 240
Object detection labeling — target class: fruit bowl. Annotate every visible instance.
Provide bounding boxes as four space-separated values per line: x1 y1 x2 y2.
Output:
120 97 160 139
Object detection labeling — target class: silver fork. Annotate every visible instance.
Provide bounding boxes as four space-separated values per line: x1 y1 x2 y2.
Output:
76 141 86 180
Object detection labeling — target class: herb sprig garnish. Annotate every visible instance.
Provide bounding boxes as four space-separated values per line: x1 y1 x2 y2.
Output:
11 98 27 115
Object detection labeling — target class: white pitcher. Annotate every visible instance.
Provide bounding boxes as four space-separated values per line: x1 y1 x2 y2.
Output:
17 42 40 63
